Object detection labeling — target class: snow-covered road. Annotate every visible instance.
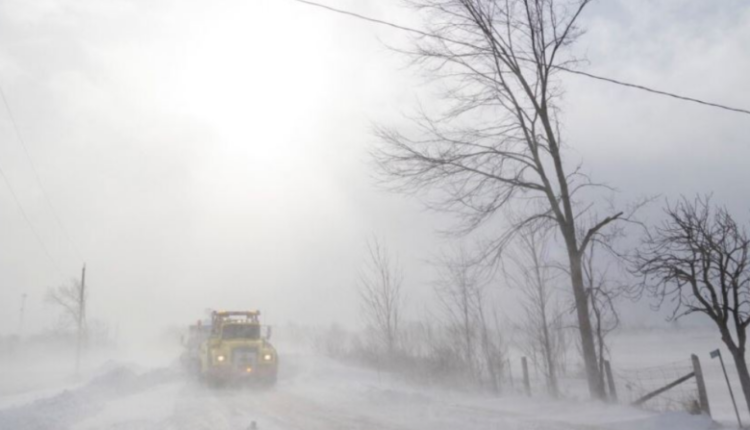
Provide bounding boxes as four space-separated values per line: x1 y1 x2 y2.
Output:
0 351 715 430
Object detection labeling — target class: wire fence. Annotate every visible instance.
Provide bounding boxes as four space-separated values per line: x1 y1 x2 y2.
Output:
614 358 701 413
507 354 706 415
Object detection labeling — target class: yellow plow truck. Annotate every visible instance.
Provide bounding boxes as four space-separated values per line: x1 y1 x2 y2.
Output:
199 310 278 386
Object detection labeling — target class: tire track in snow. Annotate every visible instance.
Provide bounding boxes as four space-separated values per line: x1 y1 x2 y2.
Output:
253 390 411 430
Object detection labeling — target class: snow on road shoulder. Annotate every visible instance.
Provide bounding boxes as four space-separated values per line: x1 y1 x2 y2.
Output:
0 364 179 430
70 382 181 430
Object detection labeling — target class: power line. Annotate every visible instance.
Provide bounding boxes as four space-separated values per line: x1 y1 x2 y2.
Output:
557 67 750 116
0 83 85 263
0 162 64 278
291 0 435 38
289 0 750 117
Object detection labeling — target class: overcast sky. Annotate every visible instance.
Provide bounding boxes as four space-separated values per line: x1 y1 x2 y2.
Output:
1 0 749 341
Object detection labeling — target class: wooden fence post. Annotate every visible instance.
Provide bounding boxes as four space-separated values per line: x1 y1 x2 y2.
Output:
522 356 531 396
604 359 617 402
691 354 711 417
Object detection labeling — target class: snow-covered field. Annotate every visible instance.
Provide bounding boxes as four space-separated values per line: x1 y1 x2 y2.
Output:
0 327 738 430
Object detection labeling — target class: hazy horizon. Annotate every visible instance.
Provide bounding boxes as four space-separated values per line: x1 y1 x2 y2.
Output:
1 0 748 343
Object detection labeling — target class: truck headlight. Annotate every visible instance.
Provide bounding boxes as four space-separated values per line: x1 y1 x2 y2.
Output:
263 354 272 361
217 355 225 362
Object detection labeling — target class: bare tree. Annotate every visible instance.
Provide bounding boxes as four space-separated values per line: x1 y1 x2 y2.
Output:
507 225 566 397
373 0 622 398
434 247 482 381
434 246 505 390
634 196 750 413
46 267 87 373
358 237 405 355
476 295 505 392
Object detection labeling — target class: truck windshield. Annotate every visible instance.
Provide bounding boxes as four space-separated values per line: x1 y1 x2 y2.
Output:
221 324 261 340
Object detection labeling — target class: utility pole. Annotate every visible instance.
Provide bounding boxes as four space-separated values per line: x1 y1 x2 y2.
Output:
76 264 86 375
18 293 27 339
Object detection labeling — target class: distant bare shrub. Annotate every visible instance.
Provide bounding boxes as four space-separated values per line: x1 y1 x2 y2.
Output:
357 237 405 356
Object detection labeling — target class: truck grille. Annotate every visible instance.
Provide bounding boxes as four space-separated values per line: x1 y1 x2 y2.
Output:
232 347 258 368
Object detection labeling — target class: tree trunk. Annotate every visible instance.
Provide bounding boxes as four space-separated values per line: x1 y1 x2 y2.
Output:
569 251 605 399
541 312 559 397
729 347 750 414
594 304 607 394
478 305 500 393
